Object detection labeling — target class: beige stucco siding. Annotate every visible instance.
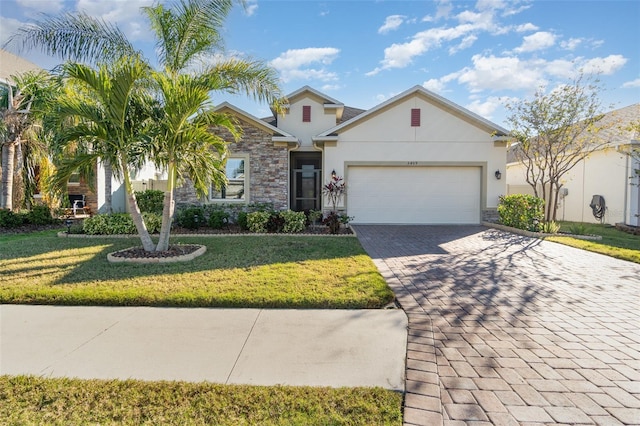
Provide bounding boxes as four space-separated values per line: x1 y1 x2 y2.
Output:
278 94 337 149
324 96 506 211
506 149 631 224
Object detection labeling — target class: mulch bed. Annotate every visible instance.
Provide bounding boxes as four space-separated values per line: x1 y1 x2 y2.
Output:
171 224 353 235
109 244 203 259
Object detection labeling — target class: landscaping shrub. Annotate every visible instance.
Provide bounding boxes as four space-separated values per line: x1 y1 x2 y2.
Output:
208 209 230 229
247 211 270 233
323 211 341 234
568 223 589 235
266 212 285 233
175 206 205 230
236 211 248 230
541 221 560 234
27 205 56 225
83 213 161 235
280 210 306 233
0 209 25 228
135 190 164 215
497 194 544 232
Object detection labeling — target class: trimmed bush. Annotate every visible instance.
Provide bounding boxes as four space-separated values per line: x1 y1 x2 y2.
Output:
208 209 229 229
27 205 56 225
135 190 164 215
0 209 25 228
247 211 271 233
236 211 248 230
82 213 162 235
175 207 205 230
497 194 544 232
266 212 285 233
280 210 306 233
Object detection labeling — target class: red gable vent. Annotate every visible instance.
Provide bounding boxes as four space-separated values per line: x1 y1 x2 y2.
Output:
411 108 421 127
302 105 311 122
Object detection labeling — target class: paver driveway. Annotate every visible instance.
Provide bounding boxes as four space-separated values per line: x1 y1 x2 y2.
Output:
355 225 640 426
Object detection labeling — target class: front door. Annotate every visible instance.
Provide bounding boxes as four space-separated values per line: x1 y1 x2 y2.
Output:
291 152 321 211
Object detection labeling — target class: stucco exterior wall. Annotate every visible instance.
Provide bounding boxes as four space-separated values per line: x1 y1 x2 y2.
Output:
174 120 290 210
278 94 337 150
506 148 632 224
324 96 506 211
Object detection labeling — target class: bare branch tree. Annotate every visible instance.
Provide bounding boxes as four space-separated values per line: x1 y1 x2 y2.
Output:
506 73 617 222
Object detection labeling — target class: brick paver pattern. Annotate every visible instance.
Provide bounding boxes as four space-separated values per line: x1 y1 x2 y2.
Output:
354 225 640 426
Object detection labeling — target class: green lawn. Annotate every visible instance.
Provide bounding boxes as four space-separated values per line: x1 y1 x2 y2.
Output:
546 221 640 263
0 376 402 425
0 230 394 308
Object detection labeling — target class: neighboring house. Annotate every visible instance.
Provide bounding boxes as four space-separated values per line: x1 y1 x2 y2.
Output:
1 49 160 215
506 103 640 226
176 85 509 225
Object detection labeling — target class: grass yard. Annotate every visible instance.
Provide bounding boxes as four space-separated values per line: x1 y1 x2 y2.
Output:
0 230 394 308
0 376 403 425
546 221 640 264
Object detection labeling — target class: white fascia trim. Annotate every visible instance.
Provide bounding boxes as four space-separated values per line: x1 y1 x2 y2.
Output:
318 85 509 137
215 101 295 139
312 136 339 142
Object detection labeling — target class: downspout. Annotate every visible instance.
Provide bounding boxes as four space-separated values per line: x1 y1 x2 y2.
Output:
623 147 630 225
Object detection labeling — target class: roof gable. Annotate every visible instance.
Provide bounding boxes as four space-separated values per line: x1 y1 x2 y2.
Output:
215 102 297 142
317 85 508 138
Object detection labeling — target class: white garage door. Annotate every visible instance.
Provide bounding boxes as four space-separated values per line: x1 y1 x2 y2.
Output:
347 166 481 224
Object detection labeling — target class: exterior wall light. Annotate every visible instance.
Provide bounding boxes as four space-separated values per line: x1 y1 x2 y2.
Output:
331 169 337 179
495 170 502 180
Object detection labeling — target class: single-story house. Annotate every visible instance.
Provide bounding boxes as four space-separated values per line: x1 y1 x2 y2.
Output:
506 103 640 226
175 85 509 225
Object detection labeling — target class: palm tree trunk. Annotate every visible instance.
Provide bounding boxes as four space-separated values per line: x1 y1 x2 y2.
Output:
155 163 176 252
121 158 155 251
1 142 16 210
13 141 25 210
103 159 112 213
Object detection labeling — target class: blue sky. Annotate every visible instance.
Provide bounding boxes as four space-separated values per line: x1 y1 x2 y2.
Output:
1 0 638 127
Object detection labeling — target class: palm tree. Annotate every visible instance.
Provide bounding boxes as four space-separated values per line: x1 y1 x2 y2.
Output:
13 0 284 252
1 70 58 211
50 58 158 251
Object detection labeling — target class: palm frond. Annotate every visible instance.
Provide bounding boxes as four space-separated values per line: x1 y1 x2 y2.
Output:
8 12 139 65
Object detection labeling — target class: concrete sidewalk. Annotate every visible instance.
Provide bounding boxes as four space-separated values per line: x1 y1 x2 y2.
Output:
0 305 407 390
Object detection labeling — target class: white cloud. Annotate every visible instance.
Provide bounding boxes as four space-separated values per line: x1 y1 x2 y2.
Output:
321 84 341 92
378 15 406 34
514 31 556 53
75 0 155 40
435 0 453 20
270 47 340 83
515 23 538 32
622 78 640 88
581 54 627 75
560 37 583 51
245 1 258 17
457 54 544 92
449 34 477 55
423 78 447 93
369 0 526 74
465 96 508 119
16 0 64 13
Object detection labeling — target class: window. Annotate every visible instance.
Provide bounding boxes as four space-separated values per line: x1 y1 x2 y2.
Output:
302 105 311 122
411 108 421 127
211 157 247 201
68 172 81 186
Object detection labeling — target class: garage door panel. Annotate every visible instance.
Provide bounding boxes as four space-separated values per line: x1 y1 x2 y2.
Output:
348 166 480 224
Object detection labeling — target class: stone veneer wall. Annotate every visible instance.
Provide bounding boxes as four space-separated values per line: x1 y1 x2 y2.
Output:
174 119 290 210
67 173 98 214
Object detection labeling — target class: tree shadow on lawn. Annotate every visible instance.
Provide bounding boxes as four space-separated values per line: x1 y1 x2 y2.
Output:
2 235 371 286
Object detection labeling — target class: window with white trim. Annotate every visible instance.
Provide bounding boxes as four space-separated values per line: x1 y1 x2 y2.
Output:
211 157 247 201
